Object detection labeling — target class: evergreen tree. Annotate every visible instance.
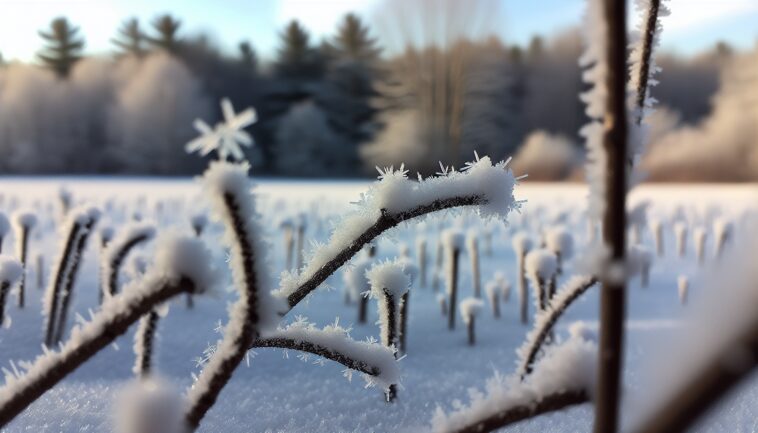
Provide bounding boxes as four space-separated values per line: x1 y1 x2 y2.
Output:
324 13 381 62
238 41 258 73
37 17 85 78
111 18 145 57
146 14 182 54
274 20 323 81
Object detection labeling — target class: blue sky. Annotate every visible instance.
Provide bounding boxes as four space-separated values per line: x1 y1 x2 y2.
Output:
0 0 756 62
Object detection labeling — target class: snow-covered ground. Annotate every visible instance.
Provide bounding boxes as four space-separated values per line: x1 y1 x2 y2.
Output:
0 178 756 432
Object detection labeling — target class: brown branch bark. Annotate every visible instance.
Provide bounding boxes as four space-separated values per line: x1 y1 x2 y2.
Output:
105 233 151 297
593 0 628 432
44 221 83 346
250 337 382 377
632 0 661 125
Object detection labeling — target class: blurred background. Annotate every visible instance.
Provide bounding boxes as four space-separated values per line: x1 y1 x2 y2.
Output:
0 0 755 181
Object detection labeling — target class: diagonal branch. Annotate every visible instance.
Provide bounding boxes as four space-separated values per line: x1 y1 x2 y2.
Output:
285 195 482 309
517 276 598 378
446 390 589 433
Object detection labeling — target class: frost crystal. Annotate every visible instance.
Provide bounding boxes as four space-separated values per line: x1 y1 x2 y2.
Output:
185 98 257 162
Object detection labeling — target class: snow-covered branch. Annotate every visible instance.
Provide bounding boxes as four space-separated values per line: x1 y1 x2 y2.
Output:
0 235 215 428
516 275 598 378
251 319 399 391
184 162 281 430
276 156 518 310
430 337 596 433
629 0 669 125
102 222 156 299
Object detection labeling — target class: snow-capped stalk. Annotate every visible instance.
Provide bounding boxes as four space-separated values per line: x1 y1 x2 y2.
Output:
0 213 9 255
484 281 500 319
438 294 447 316
102 223 156 300
278 156 517 311
512 232 532 325
525 249 558 313
184 163 278 430
460 298 483 346
11 211 36 309
0 235 215 428
190 213 207 237
53 210 100 344
295 216 306 272
592 0 628 431
133 310 160 378
466 231 481 298
35 254 44 290
443 230 464 330
416 236 427 288
43 212 85 346
693 227 706 266
649 219 664 256
674 222 687 258
0 257 23 326
677 275 688 306
713 218 732 260
280 219 295 271
367 261 410 402
344 259 372 324
516 276 598 378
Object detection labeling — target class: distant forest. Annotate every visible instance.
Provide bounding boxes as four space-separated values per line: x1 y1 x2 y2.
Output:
0 12 747 178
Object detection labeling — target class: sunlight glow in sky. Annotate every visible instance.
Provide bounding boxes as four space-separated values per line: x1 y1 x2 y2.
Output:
0 0 755 63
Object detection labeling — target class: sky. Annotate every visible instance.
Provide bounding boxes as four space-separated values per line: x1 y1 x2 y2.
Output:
0 0 756 63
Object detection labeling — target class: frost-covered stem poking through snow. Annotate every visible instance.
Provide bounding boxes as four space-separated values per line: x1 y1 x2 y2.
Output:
516 276 598 379
279 156 517 311
485 281 500 318
280 219 294 271
102 223 156 300
53 209 100 344
134 310 160 378
674 222 687 258
0 257 23 326
650 219 664 257
466 231 481 298
713 219 732 260
11 211 36 309
43 211 86 347
460 298 483 346
416 236 427 288
592 0 628 431
630 311 758 433
367 261 410 402
35 254 44 291
442 230 464 331
693 227 706 266
295 215 306 272
0 213 9 255
525 249 558 313
185 162 278 430
512 232 532 325
0 235 214 428
398 292 409 354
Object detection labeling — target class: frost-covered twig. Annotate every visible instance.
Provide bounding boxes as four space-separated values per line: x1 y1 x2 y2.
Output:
276 156 517 311
460 298 484 346
0 257 23 326
525 249 557 312
102 222 156 299
629 0 669 127
0 235 215 428
343 258 372 324
516 275 598 378
43 209 88 346
184 162 280 430
251 319 399 390
134 309 161 378
443 230 464 330
430 337 596 433
52 207 100 344
465 230 481 298
11 211 36 309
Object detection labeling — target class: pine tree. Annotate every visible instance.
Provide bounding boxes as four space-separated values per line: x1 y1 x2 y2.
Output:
238 41 258 72
317 14 382 169
274 20 323 80
146 14 182 54
112 18 145 57
37 17 84 78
